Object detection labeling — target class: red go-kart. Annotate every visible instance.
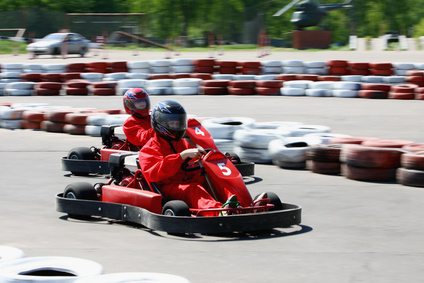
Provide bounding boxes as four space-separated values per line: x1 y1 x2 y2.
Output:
56 119 301 234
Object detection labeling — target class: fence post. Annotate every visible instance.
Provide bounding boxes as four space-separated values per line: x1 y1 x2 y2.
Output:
102 31 108 60
217 34 224 56
174 36 181 56
208 34 215 58
165 36 173 59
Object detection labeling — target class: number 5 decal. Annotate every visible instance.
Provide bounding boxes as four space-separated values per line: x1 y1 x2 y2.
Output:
217 163 231 176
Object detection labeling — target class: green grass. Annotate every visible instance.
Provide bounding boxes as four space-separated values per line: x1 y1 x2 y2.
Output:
0 40 28 54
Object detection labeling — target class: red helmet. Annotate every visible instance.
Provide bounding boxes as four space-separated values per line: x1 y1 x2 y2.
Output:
123 88 150 118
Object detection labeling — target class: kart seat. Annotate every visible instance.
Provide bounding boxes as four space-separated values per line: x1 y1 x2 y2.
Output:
123 154 139 173
114 126 127 140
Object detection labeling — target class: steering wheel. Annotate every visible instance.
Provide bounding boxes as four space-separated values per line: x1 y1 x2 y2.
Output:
180 149 214 172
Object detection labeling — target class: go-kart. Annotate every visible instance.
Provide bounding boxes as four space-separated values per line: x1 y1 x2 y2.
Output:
56 140 301 234
61 118 255 177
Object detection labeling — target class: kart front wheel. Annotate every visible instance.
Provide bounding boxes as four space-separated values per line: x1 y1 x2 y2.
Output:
255 192 282 211
162 200 191 217
67 147 96 176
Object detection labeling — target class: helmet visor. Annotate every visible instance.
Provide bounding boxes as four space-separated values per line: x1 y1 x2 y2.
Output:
127 97 150 111
162 113 187 131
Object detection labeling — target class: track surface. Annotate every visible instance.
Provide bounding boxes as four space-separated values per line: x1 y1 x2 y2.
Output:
0 50 423 282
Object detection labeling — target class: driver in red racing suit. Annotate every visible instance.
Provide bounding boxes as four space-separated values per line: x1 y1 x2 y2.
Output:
138 100 239 213
122 88 155 149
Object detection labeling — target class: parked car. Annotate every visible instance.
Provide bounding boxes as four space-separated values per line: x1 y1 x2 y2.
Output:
26 32 90 57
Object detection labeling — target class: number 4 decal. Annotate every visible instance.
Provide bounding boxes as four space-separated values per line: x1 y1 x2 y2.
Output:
217 163 231 176
195 127 205 136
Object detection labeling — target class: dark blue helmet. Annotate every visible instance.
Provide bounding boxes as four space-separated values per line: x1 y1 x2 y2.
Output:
151 100 187 141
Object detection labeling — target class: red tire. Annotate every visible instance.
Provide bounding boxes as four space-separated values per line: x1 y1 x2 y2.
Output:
369 62 393 70
402 143 424 153
108 61 127 68
87 62 108 69
87 68 108 74
369 69 393 76
228 80 256 88
276 74 297 81
42 73 61 80
405 76 424 83
361 139 414 149
65 80 90 88
67 63 86 70
240 67 261 75
92 88 116 96
406 70 424 76
65 87 89 95
327 60 348 67
318 76 341 81
216 61 238 68
228 87 255 95
329 136 378 145
36 82 62 90
65 112 103 125
358 90 388 99
255 87 280 95
148 74 171 80
91 81 117 89
361 83 391 92
22 110 46 122
61 73 81 81
192 59 215 67
296 74 319 81
64 124 86 135
201 86 228 95
255 80 283 88
170 73 192 79
391 84 418 93
35 88 61 96
21 120 42 130
194 66 215 73
21 73 42 82
41 120 67 132
328 66 349 75
349 69 370 76
190 73 213 80
397 167 424 187
348 62 369 69
389 92 416 100
400 151 424 170
342 164 397 182
202 80 230 87
307 144 342 163
307 160 341 175
340 144 403 168
238 61 261 68
218 67 238 74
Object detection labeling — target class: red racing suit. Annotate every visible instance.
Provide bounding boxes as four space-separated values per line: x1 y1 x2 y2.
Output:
123 115 155 148
138 132 227 210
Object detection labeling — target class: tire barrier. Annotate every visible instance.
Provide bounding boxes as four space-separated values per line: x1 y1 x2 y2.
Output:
307 144 343 175
0 256 103 282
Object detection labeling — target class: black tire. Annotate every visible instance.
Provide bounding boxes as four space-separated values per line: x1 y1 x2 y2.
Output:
235 161 255 176
254 192 282 211
64 182 98 200
162 200 191 216
80 48 87 57
52 47 60 55
67 147 96 176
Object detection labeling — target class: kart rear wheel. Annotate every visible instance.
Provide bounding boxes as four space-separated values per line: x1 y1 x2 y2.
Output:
64 182 98 200
67 147 96 176
162 200 191 217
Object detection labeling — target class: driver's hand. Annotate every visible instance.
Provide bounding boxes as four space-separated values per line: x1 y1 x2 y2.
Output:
180 148 206 160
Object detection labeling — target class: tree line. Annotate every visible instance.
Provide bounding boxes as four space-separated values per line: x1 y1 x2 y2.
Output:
2 0 424 45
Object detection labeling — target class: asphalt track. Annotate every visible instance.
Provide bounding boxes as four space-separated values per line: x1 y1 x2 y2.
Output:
1 49 424 282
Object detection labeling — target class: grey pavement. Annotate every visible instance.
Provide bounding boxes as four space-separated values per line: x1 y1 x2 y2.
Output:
0 50 424 282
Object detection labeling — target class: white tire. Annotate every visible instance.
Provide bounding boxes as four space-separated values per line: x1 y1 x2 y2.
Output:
332 89 359 98
147 79 173 88
105 114 129 125
212 74 234 80
150 66 170 74
282 66 304 74
6 89 33 96
0 256 103 282
361 76 384 83
74 272 190 283
104 72 128 81
80 73 103 80
290 124 331 137
253 121 303 130
172 78 202 87
44 69 66 74
149 60 171 67
340 75 363 82
172 86 199 95
305 89 333 97
214 139 234 152
303 61 327 68
117 79 148 89
268 138 311 165
2 63 24 69
284 80 312 89
85 125 102 136
383 76 405 84
233 145 272 164
305 68 328 75
414 63 424 70
171 65 194 73
125 73 149 80
127 61 150 69
233 75 256 80
201 117 256 140
0 246 25 263
0 119 23 129
261 67 282 74
282 60 303 67
1 72 21 79
5 82 36 90
392 62 415 70
254 75 277 81
233 128 288 149
42 64 66 71
128 68 151 74
261 60 282 67
280 87 305 96
333 82 361 90
393 69 409 76
86 115 108 126
171 58 193 66
146 87 174 95
116 88 129 96
309 81 334 90
24 63 43 69
303 132 351 144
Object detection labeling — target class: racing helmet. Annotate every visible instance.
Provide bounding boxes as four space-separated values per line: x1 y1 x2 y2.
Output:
151 100 187 141
123 88 150 118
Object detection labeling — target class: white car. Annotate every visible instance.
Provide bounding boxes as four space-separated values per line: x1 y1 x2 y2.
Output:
26 32 90 57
